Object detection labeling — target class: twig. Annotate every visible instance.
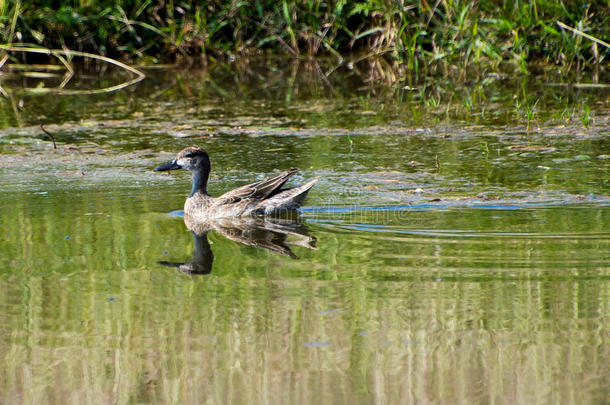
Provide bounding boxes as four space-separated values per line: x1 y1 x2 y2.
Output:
557 21 610 50
0 45 146 79
58 69 74 89
0 45 146 94
40 124 57 149
251 20 298 56
426 0 442 28
54 52 74 74
312 59 335 93
0 54 9 69
106 14 189 59
1 63 66 71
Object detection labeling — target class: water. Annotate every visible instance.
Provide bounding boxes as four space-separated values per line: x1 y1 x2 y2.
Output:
0 61 609 404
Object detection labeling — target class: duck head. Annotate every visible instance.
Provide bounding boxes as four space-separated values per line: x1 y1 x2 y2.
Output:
155 146 210 172
155 146 211 195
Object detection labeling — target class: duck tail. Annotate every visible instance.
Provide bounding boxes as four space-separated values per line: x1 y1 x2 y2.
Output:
264 178 318 213
285 178 318 207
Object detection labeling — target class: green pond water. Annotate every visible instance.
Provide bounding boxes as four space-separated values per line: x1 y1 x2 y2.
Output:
0 61 609 404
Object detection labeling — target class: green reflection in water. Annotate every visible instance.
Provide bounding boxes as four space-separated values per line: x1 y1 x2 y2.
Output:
0 188 608 404
0 64 609 404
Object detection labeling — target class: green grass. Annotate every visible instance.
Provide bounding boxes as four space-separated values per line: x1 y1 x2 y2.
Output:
0 0 608 75
580 103 591 127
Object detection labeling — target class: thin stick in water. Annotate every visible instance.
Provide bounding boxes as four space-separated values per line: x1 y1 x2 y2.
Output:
556 21 610 50
40 124 57 149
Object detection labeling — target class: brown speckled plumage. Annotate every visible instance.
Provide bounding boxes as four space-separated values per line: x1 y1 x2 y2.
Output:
155 146 317 221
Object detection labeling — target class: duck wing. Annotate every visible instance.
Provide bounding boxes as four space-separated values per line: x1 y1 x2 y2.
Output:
216 169 298 203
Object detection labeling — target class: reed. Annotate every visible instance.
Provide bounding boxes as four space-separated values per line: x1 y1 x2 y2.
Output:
0 0 607 77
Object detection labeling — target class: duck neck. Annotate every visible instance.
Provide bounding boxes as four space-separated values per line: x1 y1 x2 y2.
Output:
190 168 210 197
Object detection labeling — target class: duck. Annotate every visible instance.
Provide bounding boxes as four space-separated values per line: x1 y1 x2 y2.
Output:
154 146 317 221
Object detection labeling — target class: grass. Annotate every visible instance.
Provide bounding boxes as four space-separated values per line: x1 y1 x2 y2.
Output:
580 103 591 127
0 0 607 77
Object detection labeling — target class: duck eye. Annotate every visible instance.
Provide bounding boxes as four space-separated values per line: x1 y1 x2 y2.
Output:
184 152 195 158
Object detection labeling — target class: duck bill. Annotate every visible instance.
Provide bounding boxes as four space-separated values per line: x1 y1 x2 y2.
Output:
154 159 181 172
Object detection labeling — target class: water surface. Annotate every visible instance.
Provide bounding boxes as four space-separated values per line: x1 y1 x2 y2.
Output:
0 62 609 404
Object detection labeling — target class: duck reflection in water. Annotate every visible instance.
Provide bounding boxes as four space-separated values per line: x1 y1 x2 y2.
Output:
158 215 317 275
